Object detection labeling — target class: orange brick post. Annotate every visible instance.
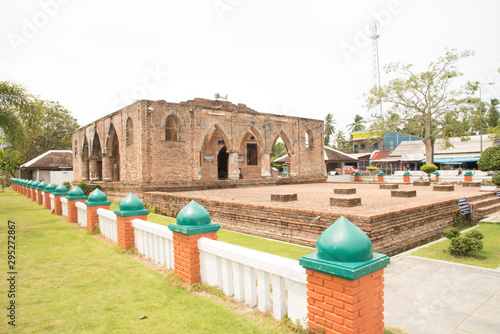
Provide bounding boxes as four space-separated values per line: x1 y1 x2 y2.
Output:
354 171 362 181
168 200 220 285
23 180 28 196
433 171 440 182
84 188 112 232
66 186 88 223
53 184 68 216
26 180 32 198
31 181 39 202
403 171 410 183
37 181 47 205
44 183 56 210
114 193 150 249
377 171 385 182
300 217 389 334
464 170 473 182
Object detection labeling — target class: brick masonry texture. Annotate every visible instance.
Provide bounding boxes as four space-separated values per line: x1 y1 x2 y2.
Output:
433 185 454 192
391 190 417 198
413 181 430 186
330 196 361 207
380 184 398 189
334 188 356 195
71 98 326 200
143 183 492 256
271 193 298 202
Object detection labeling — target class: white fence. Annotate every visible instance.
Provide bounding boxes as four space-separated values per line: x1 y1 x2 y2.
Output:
61 197 68 217
41 191 45 206
50 194 55 211
199 238 308 324
97 208 117 242
75 202 87 228
132 219 175 268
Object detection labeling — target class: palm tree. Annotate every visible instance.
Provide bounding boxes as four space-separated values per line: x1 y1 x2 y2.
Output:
0 81 43 148
324 113 336 146
486 98 500 128
347 114 366 132
334 130 345 150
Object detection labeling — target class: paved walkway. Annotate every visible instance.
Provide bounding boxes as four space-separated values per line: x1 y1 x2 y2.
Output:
384 246 500 333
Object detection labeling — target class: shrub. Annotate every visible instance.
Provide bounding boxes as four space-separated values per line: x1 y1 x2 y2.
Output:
452 210 471 229
77 181 93 196
465 229 484 240
478 145 500 172
366 166 380 172
420 164 438 180
443 227 460 239
63 181 71 189
492 174 500 186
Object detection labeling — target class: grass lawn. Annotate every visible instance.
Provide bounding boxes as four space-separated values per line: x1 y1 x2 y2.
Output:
0 190 291 333
410 223 500 269
109 203 314 260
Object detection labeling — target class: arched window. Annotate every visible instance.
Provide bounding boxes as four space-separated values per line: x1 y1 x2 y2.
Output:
305 130 314 148
126 117 133 145
165 115 179 141
373 142 379 149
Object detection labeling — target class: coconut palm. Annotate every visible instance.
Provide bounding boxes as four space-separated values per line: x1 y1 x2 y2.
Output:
0 81 43 148
347 114 366 132
486 98 500 128
334 129 346 149
324 113 336 146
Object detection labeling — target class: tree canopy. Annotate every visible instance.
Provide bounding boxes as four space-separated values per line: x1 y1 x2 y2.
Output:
365 49 476 164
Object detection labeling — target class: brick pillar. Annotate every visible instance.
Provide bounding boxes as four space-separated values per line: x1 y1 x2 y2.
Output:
300 217 389 334
44 183 56 210
168 200 220 285
403 171 410 183
464 171 473 182
26 181 32 198
81 157 89 181
377 172 385 182
354 172 362 181
261 152 271 177
114 193 150 249
66 186 88 223
31 181 39 202
37 181 46 205
102 155 112 181
227 151 240 180
53 185 68 216
89 157 100 181
85 188 112 232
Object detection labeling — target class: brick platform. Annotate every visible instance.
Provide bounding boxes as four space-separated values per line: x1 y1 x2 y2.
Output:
144 183 489 255
463 182 481 187
330 196 361 207
380 184 399 190
334 188 356 195
271 193 297 202
391 190 417 198
413 181 430 186
433 185 455 192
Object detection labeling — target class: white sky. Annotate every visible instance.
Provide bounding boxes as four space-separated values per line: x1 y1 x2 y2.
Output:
1 0 500 133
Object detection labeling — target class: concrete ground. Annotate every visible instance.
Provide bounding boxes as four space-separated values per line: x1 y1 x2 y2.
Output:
384 214 500 334
169 182 486 215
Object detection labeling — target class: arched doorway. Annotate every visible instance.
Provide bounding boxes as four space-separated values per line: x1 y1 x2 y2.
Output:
218 146 229 180
106 124 120 181
91 132 103 181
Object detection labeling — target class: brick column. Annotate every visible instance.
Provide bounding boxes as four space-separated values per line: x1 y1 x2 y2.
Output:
85 188 112 232
89 157 100 181
37 181 47 205
53 185 68 216
102 155 112 181
81 157 89 181
168 200 220 285
433 171 440 182
464 170 473 182
26 181 32 198
114 193 150 249
261 152 272 177
227 151 240 180
300 217 389 334
43 183 56 210
31 181 39 202
66 186 88 223
403 171 410 183
377 171 385 182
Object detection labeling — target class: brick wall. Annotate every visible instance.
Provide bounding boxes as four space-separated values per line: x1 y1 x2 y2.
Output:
143 192 492 256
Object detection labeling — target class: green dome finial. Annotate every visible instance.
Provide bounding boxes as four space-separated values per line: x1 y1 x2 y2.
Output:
316 217 373 262
114 193 150 217
404 171 411 176
44 183 56 193
176 200 211 226
37 181 47 191
465 170 473 176
378 171 385 176
54 184 68 196
67 186 87 200
85 188 112 207
32 181 40 188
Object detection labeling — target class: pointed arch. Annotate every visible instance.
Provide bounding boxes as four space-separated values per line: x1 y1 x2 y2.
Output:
200 123 233 180
161 109 185 142
105 123 120 181
270 130 293 154
201 123 233 152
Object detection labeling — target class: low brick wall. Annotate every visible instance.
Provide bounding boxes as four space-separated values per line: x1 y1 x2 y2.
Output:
144 192 493 256
380 184 399 190
330 196 361 207
391 190 417 198
334 188 356 195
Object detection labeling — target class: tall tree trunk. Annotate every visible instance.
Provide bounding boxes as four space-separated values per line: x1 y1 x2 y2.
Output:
423 114 433 165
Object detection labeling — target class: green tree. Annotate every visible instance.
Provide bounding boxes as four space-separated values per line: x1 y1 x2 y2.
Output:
478 145 500 172
0 149 22 177
271 141 287 159
347 114 366 132
486 98 500 128
0 81 44 148
334 130 346 150
366 49 476 164
324 113 336 146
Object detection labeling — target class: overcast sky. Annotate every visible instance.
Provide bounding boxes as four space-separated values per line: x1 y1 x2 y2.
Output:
2 0 500 133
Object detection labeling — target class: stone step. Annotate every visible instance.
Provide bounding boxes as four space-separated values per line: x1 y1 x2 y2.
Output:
470 196 500 210
473 203 500 223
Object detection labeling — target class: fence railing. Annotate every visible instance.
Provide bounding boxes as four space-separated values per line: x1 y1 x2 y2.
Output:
50 194 55 211
97 208 117 242
41 191 45 206
75 202 87 228
132 219 174 269
198 237 308 323
61 197 68 217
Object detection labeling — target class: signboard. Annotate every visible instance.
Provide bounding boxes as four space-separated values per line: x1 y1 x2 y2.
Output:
457 197 470 215
204 155 214 162
218 140 225 145
496 190 500 197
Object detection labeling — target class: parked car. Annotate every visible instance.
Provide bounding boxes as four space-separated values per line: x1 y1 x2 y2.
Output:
334 166 361 175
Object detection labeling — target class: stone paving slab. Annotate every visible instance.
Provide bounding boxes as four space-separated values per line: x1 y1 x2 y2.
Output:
168 182 485 215
385 255 500 334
